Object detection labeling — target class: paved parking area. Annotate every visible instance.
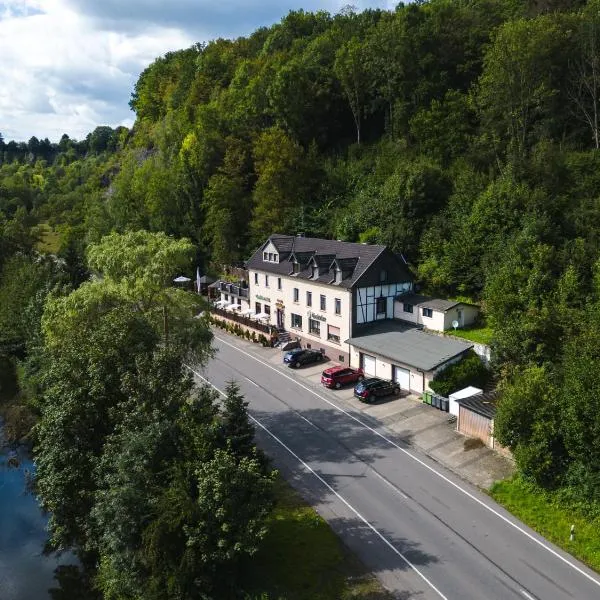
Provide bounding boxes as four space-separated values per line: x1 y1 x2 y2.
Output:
241 336 515 489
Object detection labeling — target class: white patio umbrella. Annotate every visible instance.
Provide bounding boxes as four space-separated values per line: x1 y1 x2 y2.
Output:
214 299 227 307
240 308 255 316
253 312 270 320
173 275 191 283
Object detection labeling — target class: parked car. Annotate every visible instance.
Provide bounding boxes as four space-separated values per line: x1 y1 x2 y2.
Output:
321 366 364 389
283 348 324 368
354 377 400 402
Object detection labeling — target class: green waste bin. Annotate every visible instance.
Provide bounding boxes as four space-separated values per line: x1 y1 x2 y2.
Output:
423 391 432 405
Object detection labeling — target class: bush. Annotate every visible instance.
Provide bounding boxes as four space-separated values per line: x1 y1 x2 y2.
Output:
429 350 490 397
258 334 268 347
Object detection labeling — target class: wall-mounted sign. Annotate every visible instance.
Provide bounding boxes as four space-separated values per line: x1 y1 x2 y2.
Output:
256 294 271 302
307 311 326 322
275 299 284 309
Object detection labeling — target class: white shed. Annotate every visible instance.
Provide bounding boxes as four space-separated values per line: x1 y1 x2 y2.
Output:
449 386 483 417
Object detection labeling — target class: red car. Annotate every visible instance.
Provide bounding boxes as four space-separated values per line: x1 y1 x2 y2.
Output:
321 366 364 389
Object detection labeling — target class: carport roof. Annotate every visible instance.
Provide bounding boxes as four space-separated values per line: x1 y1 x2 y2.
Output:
346 322 473 372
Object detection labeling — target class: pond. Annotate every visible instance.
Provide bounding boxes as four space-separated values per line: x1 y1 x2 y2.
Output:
0 423 76 600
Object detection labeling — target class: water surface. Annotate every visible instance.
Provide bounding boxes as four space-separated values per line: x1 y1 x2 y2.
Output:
0 426 73 600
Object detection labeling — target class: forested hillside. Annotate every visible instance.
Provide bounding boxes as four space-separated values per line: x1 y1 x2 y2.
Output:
3 0 600 591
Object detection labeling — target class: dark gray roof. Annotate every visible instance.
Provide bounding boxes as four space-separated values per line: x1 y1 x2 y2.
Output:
199 275 215 284
396 293 476 312
346 321 473 372
246 234 410 289
457 391 498 419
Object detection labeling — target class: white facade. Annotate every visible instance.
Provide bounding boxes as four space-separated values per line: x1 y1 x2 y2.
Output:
249 266 353 362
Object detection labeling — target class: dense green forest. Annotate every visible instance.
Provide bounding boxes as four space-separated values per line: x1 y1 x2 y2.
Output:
3 0 600 595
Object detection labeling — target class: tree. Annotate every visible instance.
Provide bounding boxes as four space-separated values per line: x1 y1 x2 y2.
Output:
334 37 370 144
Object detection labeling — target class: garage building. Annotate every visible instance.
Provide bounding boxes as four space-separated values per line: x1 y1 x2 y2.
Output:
346 322 473 394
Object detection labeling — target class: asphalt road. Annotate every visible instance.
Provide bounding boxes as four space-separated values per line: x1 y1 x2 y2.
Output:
191 333 600 600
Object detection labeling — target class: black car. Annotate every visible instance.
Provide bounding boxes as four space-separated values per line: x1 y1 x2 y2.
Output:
283 348 324 368
354 377 400 402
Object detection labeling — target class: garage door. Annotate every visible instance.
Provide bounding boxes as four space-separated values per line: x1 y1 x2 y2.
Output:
393 366 410 391
361 353 376 376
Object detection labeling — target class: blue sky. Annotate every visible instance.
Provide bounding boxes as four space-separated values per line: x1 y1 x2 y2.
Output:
0 1 397 142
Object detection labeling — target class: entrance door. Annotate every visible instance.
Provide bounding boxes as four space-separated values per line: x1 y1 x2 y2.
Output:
361 353 376 376
457 308 463 327
276 309 284 328
393 366 410 391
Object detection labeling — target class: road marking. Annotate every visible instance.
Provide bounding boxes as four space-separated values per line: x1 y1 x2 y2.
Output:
244 376 259 387
186 365 448 600
209 334 600 590
520 590 536 600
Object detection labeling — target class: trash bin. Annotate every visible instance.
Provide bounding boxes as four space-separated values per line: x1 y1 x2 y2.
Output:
441 398 449 412
432 395 440 409
423 391 431 404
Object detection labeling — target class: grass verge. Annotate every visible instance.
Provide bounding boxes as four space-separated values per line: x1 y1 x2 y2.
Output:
243 477 392 599
490 477 600 573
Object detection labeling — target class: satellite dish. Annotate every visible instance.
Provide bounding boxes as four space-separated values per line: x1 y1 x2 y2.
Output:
452 320 459 330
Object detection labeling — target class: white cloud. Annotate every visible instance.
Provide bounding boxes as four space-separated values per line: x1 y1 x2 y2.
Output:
0 0 396 142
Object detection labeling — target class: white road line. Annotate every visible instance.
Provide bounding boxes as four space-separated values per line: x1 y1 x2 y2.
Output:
186 365 448 600
520 590 536 600
244 376 259 387
209 334 600 589
298 414 319 429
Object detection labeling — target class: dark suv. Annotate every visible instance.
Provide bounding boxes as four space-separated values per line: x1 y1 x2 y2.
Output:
283 348 324 368
321 366 364 389
354 377 400 402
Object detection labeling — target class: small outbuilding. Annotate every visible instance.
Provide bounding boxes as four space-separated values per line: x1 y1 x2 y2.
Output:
394 293 480 332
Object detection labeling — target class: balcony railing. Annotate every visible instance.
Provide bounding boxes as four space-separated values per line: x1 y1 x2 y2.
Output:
210 306 272 334
217 281 249 298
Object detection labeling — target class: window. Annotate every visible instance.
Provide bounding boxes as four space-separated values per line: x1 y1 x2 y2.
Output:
306 291 312 306
380 270 387 282
264 305 271 315
422 307 433 318
327 325 340 344
376 297 386 315
335 298 341 315
268 252 273 261
277 277 282 290
224 294 228 301
291 313 302 329
320 295 326 311
403 303 413 314
293 288 299 302
293 262 299 274
335 268 342 283
311 266 318 278
255 302 261 313
309 319 321 336
263 252 268 260
274 254 279 263
254 273 258 284
338 355 345 363
265 274 269 287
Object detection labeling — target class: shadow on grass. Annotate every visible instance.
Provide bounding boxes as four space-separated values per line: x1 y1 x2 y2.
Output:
241 479 435 600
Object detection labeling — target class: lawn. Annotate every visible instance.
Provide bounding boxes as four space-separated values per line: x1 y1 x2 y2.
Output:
446 324 493 346
490 477 600 573
242 477 392 600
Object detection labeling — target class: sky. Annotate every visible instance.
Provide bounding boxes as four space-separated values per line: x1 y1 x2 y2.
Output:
0 0 397 143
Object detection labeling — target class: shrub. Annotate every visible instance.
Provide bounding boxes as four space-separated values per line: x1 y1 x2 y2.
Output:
251 331 257 343
258 334 268 346
429 350 491 397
